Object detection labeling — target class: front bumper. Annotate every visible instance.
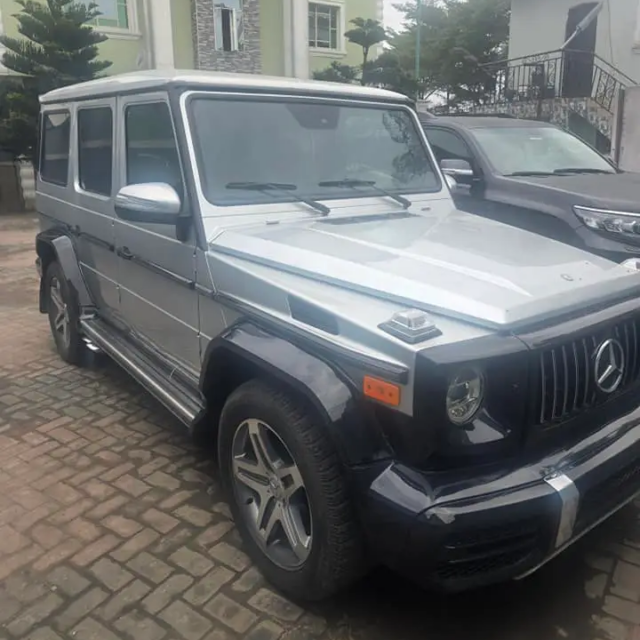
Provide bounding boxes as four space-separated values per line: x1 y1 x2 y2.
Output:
355 400 640 592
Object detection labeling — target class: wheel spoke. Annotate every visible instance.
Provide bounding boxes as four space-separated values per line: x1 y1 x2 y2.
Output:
255 494 276 535
247 420 278 473
280 503 310 561
233 456 269 495
54 312 66 331
50 284 64 312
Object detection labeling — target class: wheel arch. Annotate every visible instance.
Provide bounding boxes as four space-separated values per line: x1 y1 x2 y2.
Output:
193 322 390 467
36 230 93 313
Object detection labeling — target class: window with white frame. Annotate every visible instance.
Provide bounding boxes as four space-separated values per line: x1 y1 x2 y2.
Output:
308 3 340 50
214 0 244 52
79 0 130 29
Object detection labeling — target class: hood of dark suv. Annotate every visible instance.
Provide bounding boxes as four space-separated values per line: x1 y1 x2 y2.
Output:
506 171 640 212
209 206 640 330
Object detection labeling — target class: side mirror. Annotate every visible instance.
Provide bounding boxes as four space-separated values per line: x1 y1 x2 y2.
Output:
115 183 181 225
440 158 474 179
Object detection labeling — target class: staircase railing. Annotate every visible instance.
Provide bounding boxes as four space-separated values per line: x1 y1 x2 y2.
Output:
475 49 636 114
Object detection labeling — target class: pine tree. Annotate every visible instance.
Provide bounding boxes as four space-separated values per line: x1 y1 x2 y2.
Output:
0 0 112 161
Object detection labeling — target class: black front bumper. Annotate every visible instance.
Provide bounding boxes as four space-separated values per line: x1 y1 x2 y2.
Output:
354 401 640 592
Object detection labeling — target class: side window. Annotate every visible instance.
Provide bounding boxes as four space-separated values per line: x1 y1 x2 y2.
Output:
426 128 473 165
40 111 71 186
78 106 113 196
125 102 183 198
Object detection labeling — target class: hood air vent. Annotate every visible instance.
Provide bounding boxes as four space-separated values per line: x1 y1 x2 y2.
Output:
288 296 339 335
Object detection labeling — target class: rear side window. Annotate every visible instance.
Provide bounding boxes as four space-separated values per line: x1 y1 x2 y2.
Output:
78 107 113 196
40 111 71 186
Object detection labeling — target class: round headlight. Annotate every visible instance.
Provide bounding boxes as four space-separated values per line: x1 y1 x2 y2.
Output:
446 368 485 425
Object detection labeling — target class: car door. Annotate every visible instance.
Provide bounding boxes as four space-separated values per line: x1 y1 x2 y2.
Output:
114 93 200 373
38 102 119 321
73 101 120 321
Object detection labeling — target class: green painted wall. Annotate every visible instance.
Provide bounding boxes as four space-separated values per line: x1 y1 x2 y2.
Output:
260 0 285 76
0 0 146 75
172 0 195 69
309 0 379 75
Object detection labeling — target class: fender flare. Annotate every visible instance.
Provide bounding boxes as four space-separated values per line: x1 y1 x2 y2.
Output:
198 322 391 467
36 230 93 313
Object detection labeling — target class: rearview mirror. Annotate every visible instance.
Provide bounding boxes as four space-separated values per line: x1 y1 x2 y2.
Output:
440 159 474 179
115 183 181 225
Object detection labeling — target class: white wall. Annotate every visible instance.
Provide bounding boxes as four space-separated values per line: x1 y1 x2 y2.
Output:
509 0 640 82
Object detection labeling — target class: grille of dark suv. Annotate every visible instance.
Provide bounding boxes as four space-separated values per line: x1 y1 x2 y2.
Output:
534 317 640 426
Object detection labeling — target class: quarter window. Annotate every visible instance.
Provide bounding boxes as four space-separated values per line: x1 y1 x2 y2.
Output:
80 0 129 29
40 111 71 186
426 128 473 164
125 102 183 197
309 3 340 50
78 107 113 196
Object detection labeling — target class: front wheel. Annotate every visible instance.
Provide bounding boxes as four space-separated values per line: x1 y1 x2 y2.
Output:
218 380 364 601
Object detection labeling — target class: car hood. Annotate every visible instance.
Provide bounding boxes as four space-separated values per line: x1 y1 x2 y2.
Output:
508 171 640 211
210 207 640 330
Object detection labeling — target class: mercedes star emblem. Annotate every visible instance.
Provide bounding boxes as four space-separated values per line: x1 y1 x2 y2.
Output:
594 338 625 394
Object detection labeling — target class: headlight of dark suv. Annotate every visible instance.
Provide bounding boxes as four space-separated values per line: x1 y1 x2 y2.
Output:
574 205 640 238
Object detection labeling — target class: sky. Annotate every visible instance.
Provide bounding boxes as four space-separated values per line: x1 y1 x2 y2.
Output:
384 0 406 32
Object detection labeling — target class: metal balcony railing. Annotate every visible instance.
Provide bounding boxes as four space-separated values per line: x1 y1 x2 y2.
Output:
477 49 636 113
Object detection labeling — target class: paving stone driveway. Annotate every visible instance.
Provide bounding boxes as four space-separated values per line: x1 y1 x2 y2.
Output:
1 215 640 640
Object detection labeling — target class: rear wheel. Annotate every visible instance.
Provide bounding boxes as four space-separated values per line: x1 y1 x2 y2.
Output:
45 262 86 366
218 380 364 601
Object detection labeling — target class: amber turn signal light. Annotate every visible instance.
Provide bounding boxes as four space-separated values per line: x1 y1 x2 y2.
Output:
363 375 401 407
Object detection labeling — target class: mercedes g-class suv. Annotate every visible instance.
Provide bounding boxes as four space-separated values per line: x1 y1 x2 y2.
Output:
35 70 640 602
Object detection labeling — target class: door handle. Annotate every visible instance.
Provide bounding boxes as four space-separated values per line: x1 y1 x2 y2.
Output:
118 247 133 260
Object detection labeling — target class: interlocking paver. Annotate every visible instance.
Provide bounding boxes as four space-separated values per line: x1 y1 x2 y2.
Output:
1 214 640 640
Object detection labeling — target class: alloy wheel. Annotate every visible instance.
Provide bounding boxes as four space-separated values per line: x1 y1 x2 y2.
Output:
231 418 312 569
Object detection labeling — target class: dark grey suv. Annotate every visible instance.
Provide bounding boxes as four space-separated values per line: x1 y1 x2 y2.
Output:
419 115 640 262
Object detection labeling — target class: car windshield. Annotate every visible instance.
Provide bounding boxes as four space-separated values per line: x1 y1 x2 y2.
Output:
471 126 615 176
188 97 440 206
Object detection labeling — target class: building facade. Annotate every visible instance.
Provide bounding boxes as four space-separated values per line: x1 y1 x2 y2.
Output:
0 0 382 79
508 0 640 83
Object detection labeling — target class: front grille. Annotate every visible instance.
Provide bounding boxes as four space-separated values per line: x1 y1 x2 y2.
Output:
535 318 640 426
575 459 640 532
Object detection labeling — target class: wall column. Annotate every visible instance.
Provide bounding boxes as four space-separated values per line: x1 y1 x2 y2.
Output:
148 0 175 69
283 0 309 78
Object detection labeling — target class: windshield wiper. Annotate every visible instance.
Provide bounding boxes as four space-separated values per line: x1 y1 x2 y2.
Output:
552 168 614 174
505 171 555 177
318 179 411 210
225 181 330 216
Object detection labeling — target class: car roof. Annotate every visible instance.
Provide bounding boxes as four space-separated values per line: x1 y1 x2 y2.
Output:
420 115 558 130
40 69 412 105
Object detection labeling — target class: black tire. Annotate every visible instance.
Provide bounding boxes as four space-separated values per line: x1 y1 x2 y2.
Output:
45 261 87 366
218 379 364 601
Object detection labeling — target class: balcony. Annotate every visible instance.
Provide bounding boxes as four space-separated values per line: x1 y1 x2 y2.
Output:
478 48 635 114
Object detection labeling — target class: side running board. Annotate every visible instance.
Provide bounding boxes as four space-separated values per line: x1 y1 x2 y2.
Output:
80 318 203 426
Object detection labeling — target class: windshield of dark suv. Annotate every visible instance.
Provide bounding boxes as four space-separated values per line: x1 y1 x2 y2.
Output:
188 97 440 207
471 125 616 176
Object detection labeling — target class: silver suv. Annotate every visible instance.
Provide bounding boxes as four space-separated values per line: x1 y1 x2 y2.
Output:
35 70 640 601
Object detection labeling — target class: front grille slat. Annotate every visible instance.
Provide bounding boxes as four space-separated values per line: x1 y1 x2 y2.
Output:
561 345 569 416
551 349 558 421
572 342 580 414
535 318 640 427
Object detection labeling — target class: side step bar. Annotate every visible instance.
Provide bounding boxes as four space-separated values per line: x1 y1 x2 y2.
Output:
80 318 204 426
